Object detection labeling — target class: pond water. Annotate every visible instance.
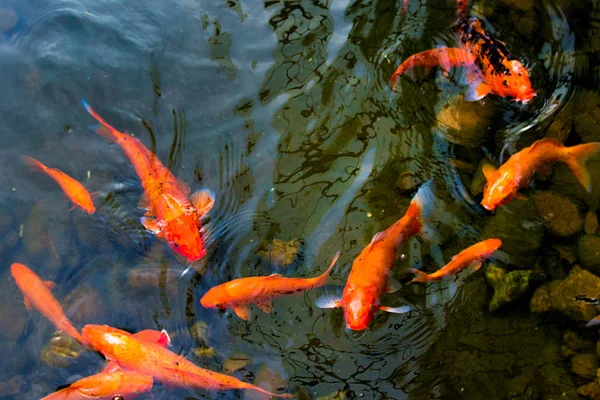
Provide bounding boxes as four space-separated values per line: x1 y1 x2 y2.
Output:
1 0 600 399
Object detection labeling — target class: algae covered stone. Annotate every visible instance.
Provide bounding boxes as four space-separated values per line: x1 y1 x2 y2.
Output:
533 191 583 237
585 212 599 234
579 235 600 274
579 381 600 400
485 264 533 312
258 238 304 268
530 266 600 322
571 353 598 379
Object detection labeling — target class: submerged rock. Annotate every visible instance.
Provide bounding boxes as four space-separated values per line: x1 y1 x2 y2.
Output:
258 238 304 268
485 264 534 312
40 331 84 368
223 352 251 373
571 353 598 379
533 191 583 237
564 330 592 352
530 266 600 322
0 375 27 397
317 390 350 400
0 8 17 32
584 212 599 234
245 364 287 400
578 381 600 400
579 235 600 274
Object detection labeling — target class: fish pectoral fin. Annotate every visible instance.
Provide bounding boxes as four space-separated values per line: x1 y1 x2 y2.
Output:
190 189 215 218
140 216 164 236
514 192 528 200
314 295 342 309
587 316 600 328
380 305 411 314
465 80 492 102
255 300 274 314
470 260 483 272
233 306 252 320
266 273 283 279
138 194 151 210
481 163 497 183
43 280 56 291
385 277 402 293
158 329 172 347
100 361 120 374
23 297 33 311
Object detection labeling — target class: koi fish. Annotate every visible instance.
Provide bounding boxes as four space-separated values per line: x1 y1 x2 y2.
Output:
481 138 600 211
82 101 215 262
10 263 84 344
391 0 536 103
201 251 340 320
40 370 153 400
81 324 293 398
22 155 95 214
315 181 436 331
406 238 501 282
100 329 171 373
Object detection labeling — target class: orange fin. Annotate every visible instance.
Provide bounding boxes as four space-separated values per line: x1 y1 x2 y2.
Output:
405 268 430 283
380 305 411 314
565 142 600 192
44 280 56 291
255 300 274 314
470 260 483 272
190 189 215 217
514 193 528 200
24 297 33 311
21 155 47 173
482 163 497 183
140 217 164 236
138 194 151 211
465 81 492 102
233 306 252 320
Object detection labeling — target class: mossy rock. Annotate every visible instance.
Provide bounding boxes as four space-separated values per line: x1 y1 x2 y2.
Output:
585 212 599 234
533 191 583 237
530 266 600 322
571 353 598 379
485 264 533 312
579 381 600 400
579 235 600 274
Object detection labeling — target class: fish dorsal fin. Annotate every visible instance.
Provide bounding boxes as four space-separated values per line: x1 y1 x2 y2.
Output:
470 260 483 272
314 294 342 309
190 189 215 218
43 280 56 291
233 306 252 320
255 301 274 314
481 163 497 183
176 178 191 197
266 273 283 279
158 329 171 347
384 277 402 293
528 138 560 153
370 231 385 245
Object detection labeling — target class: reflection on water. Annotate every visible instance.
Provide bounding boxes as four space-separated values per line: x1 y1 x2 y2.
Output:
0 0 598 398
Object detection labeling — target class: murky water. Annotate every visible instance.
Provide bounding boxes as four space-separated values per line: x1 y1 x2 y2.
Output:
1 0 599 398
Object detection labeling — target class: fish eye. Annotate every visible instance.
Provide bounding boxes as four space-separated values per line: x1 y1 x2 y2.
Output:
502 79 509 87
113 396 125 400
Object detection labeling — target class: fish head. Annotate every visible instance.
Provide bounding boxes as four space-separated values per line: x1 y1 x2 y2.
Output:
200 287 226 309
496 60 536 103
162 213 207 262
343 286 379 331
481 169 517 211
483 238 502 254
81 324 132 359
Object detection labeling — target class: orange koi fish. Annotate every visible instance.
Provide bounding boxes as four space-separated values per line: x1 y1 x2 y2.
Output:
11 263 84 344
316 181 436 331
100 329 171 373
391 0 536 102
406 238 501 282
481 138 600 211
201 251 340 320
82 101 215 262
22 155 95 214
81 324 293 398
40 370 153 400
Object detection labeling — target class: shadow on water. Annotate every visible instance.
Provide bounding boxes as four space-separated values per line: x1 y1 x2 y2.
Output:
0 0 598 398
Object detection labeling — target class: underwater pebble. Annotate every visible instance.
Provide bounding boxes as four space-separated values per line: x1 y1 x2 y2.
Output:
245 364 287 400
316 390 349 400
585 212 599 234
530 266 600 322
0 8 17 32
533 191 583 237
571 353 598 380
579 381 600 400
485 264 533 312
395 171 420 193
564 330 592 352
40 331 84 368
551 243 579 266
0 375 27 397
579 235 600 274
223 352 251 373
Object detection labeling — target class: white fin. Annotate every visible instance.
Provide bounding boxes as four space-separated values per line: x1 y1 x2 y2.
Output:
412 180 441 245
233 306 252 320
315 295 342 309
380 305 411 314
190 189 215 217
586 316 600 328
370 231 386 245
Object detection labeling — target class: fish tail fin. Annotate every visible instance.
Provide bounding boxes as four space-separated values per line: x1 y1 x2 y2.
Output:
314 250 341 287
564 142 600 192
22 155 47 173
408 179 441 245
243 384 294 399
405 268 429 283
81 100 122 141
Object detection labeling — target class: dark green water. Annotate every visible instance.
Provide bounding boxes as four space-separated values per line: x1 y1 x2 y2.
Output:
0 0 599 398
